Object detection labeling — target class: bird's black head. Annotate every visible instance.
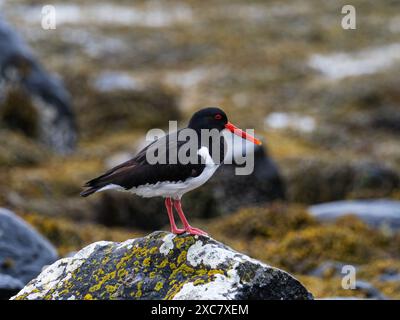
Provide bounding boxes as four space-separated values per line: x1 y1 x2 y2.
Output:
187 107 262 146
188 107 228 131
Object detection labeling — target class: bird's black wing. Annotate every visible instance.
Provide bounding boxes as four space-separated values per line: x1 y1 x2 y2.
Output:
80 131 206 197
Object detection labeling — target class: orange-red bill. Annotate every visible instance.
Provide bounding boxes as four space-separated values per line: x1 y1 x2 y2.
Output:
225 122 262 145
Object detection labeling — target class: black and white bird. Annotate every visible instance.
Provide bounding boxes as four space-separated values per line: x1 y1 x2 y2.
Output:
81 107 261 235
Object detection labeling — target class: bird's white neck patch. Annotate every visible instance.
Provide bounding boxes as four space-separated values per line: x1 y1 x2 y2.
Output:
197 146 216 165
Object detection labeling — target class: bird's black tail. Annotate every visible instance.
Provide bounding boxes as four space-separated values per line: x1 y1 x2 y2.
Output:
80 172 114 197
80 187 99 197
80 158 136 197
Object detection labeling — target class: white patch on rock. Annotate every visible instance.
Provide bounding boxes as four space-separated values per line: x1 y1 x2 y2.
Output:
174 239 274 299
187 239 270 270
160 233 176 255
24 292 44 300
11 241 111 300
173 263 242 300
187 240 240 269
74 241 110 259
12 258 67 299
116 238 137 250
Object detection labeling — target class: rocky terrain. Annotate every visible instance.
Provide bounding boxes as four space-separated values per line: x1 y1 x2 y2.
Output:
12 231 312 300
1 0 400 299
0 208 58 298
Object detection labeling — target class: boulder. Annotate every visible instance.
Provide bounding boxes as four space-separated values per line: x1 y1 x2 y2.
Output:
284 158 399 203
0 208 58 298
0 17 76 154
12 231 313 300
0 274 24 300
309 199 400 230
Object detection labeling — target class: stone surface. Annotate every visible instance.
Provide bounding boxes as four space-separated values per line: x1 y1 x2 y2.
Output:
285 159 399 203
0 208 58 297
12 231 313 300
0 17 76 154
0 274 24 300
309 199 400 229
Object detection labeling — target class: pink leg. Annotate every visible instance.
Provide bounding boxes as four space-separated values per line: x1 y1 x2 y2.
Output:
173 199 208 236
165 198 184 234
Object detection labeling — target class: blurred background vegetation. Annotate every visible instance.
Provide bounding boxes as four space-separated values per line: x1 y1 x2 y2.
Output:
1 0 400 299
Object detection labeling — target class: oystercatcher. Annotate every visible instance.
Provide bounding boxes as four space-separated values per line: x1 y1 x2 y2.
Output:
81 107 261 235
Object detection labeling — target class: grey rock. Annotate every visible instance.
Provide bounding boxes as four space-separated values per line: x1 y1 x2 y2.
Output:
355 280 386 300
0 17 76 154
0 208 58 298
285 159 399 203
0 274 24 299
309 261 349 278
309 199 400 229
379 273 400 282
12 231 312 300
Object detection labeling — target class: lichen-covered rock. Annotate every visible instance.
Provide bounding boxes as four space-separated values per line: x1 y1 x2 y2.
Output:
12 231 313 300
0 208 58 298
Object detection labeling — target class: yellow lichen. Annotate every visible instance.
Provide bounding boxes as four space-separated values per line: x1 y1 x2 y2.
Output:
193 278 206 286
157 259 169 268
143 257 151 267
149 247 158 254
89 270 117 293
135 281 143 298
105 285 118 294
177 251 187 265
154 281 164 291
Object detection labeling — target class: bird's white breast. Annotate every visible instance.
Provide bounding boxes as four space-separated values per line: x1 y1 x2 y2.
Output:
129 146 219 199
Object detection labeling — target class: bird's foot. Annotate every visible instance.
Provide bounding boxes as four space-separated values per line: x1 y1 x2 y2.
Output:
185 226 208 236
171 227 185 235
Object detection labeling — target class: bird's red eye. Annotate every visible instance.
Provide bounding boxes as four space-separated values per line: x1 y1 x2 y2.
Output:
214 114 222 120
